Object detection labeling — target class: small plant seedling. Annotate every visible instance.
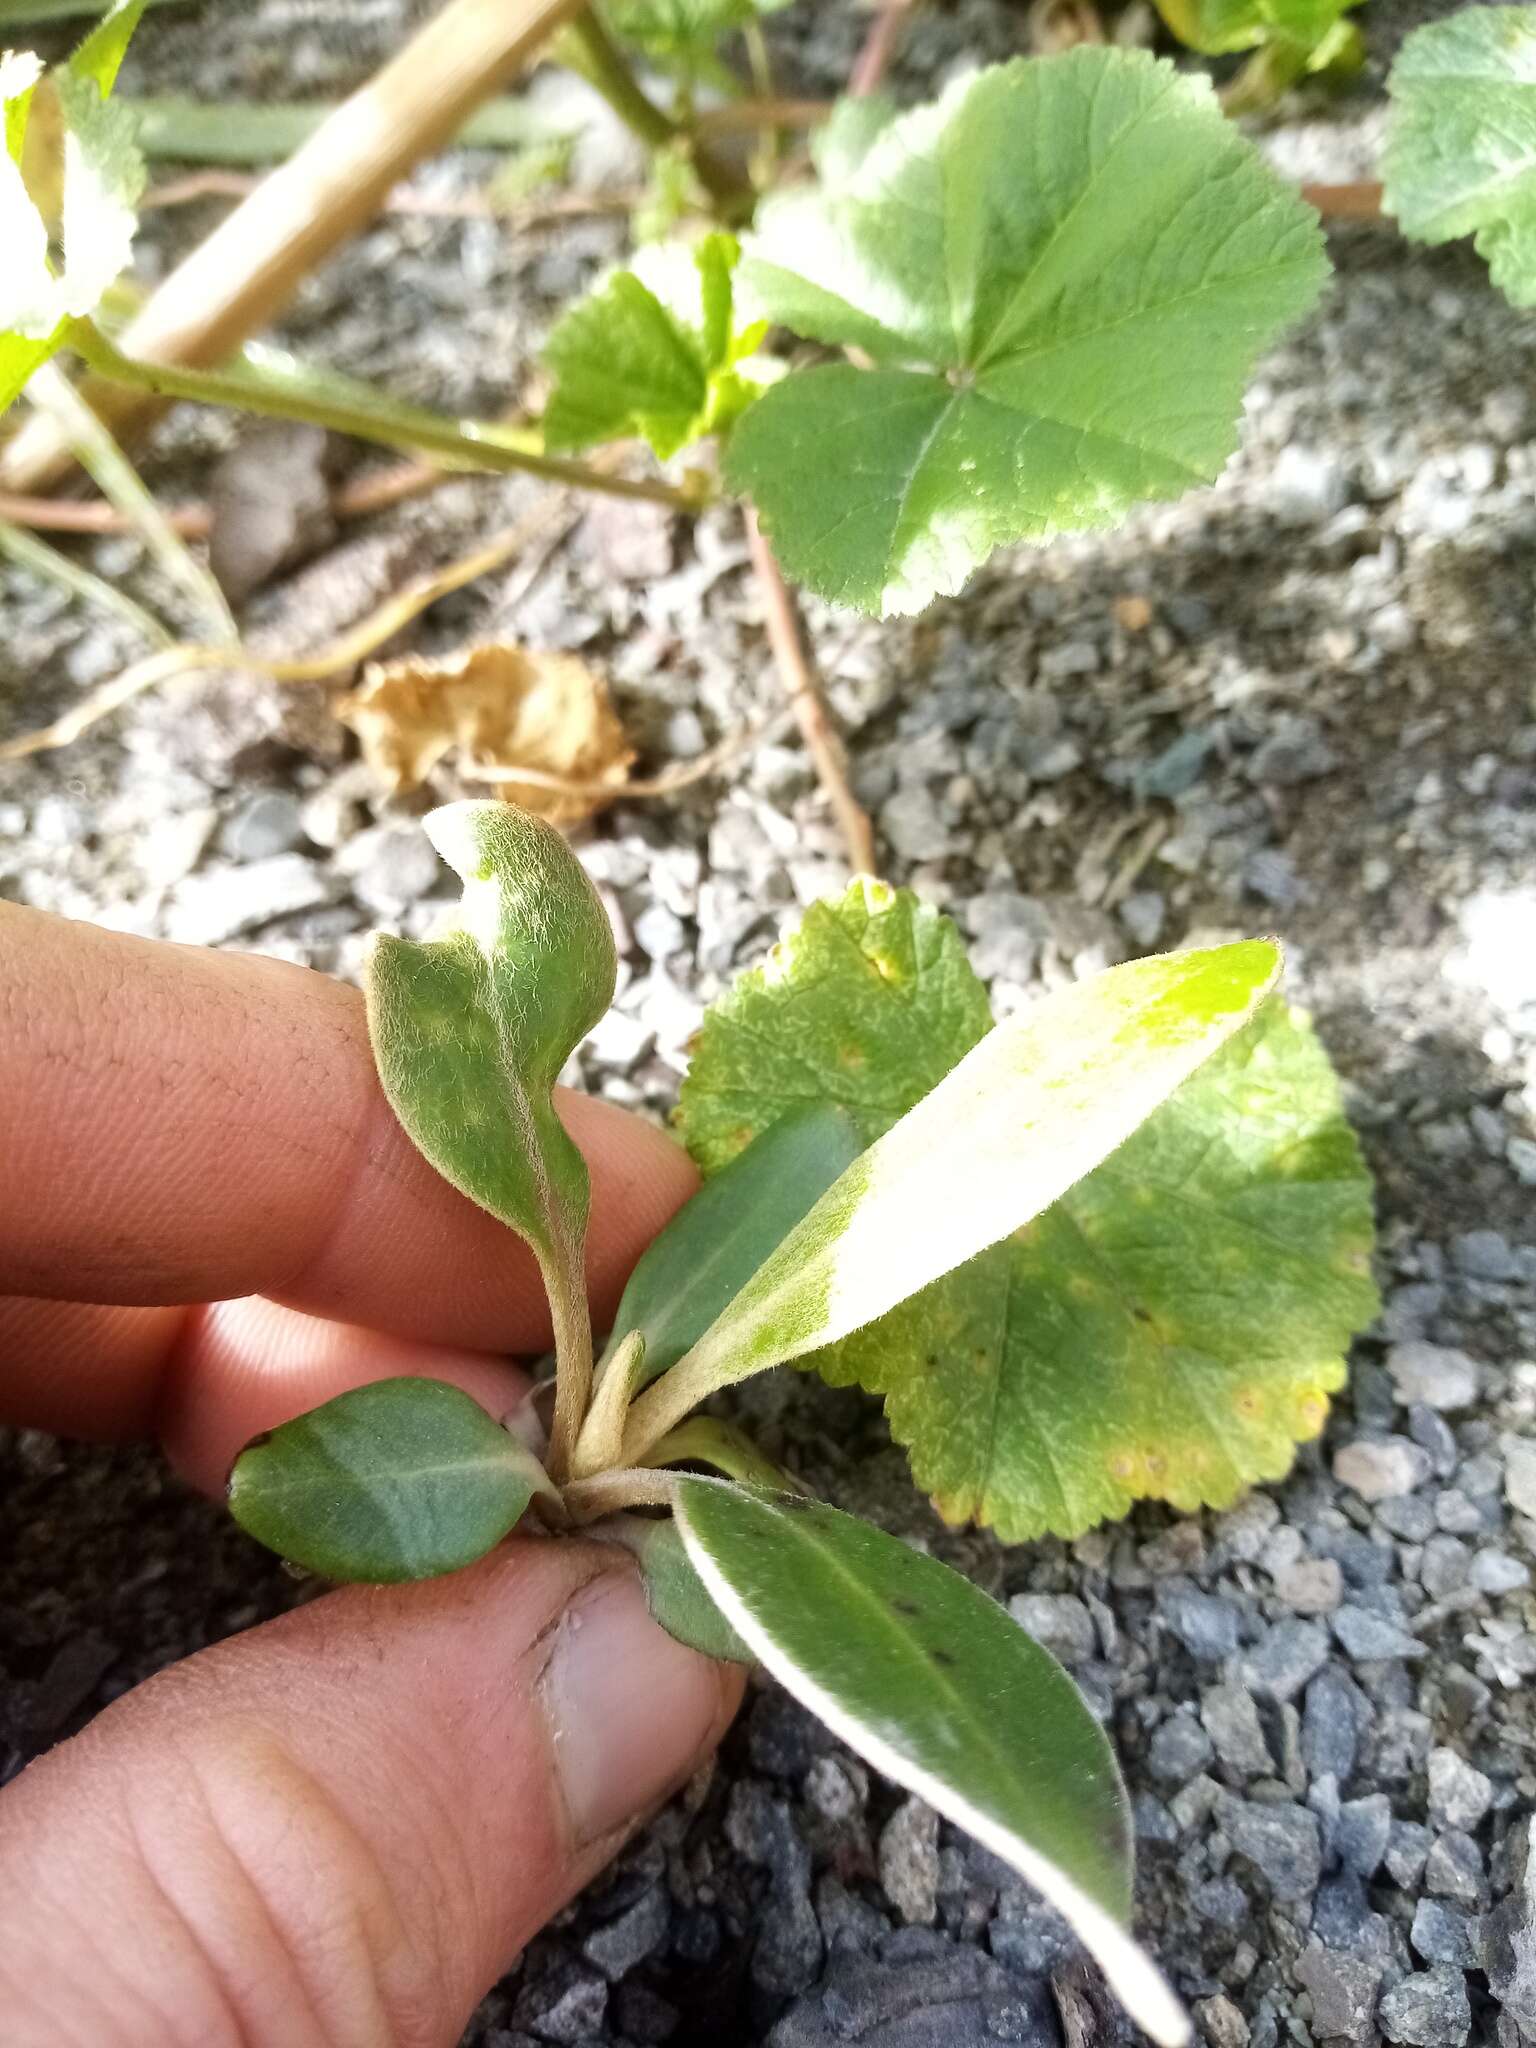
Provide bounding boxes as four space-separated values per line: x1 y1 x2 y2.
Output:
228 800 1379 2045
1382 5 1536 308
1154 0 1364 110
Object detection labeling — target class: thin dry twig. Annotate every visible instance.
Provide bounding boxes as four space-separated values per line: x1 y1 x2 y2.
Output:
848 0 921 97
142 166 636 226
457 705 790 801
0 496 578 763
1302 180 1385 224
743 506 878 877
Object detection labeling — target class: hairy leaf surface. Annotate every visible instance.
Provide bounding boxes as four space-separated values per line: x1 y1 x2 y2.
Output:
603 1513 754 1663
542 231 765 459
1383 6 1536 306
229 1378 552 1581
677 884 1377 1537
726 51 1327 616
676 1480 1189 2046
625 929 1278 1453
365 802 615 1284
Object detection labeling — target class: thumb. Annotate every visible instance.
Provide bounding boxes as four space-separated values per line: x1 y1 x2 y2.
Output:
0 1539 743 2048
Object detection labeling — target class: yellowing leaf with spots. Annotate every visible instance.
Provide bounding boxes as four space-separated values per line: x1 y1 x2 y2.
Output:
624 897 1278 1457
676 884 1377 1539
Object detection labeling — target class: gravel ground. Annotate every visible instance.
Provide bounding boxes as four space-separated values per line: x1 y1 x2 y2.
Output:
4 4 1536 2046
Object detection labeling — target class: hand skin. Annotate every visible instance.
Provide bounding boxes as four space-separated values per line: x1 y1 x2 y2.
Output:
0 902 745 2048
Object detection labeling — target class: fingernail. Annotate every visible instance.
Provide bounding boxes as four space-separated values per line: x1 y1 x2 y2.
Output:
544 1568 727 1847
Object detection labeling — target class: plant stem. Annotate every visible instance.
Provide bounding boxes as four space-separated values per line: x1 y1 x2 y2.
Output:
561 1466 680 1523
1 0 590 493
544 1246 596 1484
563 7 751 217
569 1329 646 1479
1303 180 1384 224
848 0 921 97
743 507 879 877
64 319 704 511
27 362 237 645
0 519 175 652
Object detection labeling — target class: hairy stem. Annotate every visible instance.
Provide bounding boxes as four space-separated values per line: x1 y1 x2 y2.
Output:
564 8 751 217
544 1247 596 1484
744 507 878 877
569 1330 646 1480
64 320 705 511
561 1466 680 1522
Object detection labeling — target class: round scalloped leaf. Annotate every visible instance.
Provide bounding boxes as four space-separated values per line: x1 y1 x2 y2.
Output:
677 886 1378 1540
726 49 1327 617
815 1002 1379 1539
1382 6 1536 308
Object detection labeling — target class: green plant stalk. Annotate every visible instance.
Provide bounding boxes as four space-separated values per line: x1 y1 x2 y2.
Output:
543 1239 597 1483
0 515 174 648
63 319 709 511
1219 37 1309 116
570 1328 645 1479
26 362 237 644
562 7 751 217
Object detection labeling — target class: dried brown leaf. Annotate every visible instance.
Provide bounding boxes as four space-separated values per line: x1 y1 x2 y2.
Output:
335 642 633 825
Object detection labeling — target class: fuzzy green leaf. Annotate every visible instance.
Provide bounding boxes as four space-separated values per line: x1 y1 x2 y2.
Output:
725 50 1327 617
542 231 765 460
677 883 1378 1539
603 1513 754 1663
1383 6 1536 307
601 1102 864 1389
676 1480 1189 2046
625 924 1278 1454
228 1378 552 1582
364 802 616 1285
1153 0 1360 58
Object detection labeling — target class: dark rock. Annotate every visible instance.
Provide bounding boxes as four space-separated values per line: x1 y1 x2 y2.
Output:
1411 1900 1475 1968
767 1933 1057 2047
726 1781 823 1997
1148 1711 1214 1784
611 1980 679 2043
583 1885 671 1980
1201 1684 1274 1777
1191 1876 1250 1928
1222 1797 1322 1901
1242 1618 1330 1702
1336 1794 1392 1878
511 1960 609 2045
1386 1823 1435 1890
1157 1584 1241 1662
1334 1605 1425 1663
1311 1873 1395 1959
1303 1667 1369 1785
1477 1818 1536 2039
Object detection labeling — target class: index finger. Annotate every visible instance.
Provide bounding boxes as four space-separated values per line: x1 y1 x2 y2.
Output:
0 904 697 1348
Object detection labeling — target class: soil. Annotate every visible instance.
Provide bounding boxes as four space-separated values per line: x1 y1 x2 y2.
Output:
3 4 1536 2047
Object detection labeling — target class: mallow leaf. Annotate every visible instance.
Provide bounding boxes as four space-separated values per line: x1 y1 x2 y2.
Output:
542 231 766 460
1153 0 1360 59
599 1101 864 1389
677 882 1378 1539
622 932 1278 1455
726 50 1327 617
228 1377 555 1582
1382 6 1536 307
817 1002 1380 1539
676 1479 1189 2047
364 800 615 1303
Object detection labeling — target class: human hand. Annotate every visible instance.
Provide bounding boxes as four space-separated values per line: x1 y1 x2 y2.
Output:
0 901 744 2047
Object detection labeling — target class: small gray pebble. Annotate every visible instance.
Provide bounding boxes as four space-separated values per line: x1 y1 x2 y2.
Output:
1295 1942 1382 2044
1470 1549 1530 1595
1201 1684 1274 1777
1334 1605 1424 1663
1423 1830 1486 1907
1388 1343 1479 1412
1378 1966 1471 2047
1273 1557 1344 1615
1242 1617 1331 1701
1407 1406 1459 1480
1452 1229 1517 1282
1222 1796 1322 1901
583 1886 671 1980
1419 1536 1470 1600
219 789 306 862
1410 1899 1474 1968
1148 1711 1214 1784
1158 1584 1241 1662
1302 1667 1368 1785
1007 1593 1096 1666
1426 1748 1493 1833
1386 1821 1434 1889
1335 1794 1392 1878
